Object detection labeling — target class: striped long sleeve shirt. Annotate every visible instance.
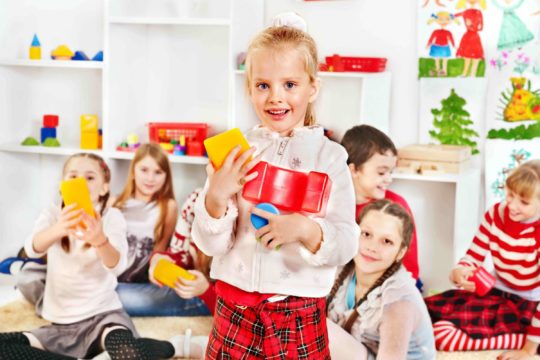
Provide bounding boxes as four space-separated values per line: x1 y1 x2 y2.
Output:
458 202 540 342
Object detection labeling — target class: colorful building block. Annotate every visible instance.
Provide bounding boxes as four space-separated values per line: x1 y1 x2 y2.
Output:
242 161 332 216
40 127 56 143
72 51 89 61
29 34 41 60
81 132 99 150
92 51 103 62
60 177 95 228
204 128 250 169
153 259 195 289
51 45 74 60
43 114 59 128
80 115 98 132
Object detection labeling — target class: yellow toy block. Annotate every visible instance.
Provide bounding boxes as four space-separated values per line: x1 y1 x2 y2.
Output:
159 142 174 153
204 128 251 169
127 133 139 145
51 45 74 60
153 259 196 289
29 47 41 60
81 132 99 149
80 115 98 132
60 177 95 223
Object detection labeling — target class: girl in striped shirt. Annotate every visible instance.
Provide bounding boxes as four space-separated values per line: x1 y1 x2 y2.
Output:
425 160 540 359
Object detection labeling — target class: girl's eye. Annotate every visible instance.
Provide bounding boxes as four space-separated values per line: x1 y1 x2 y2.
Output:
86 176 95 182
256 83 268 90
68 174 77 179
384 239 394 245
285 81 296 89
155 170 163 176
361 231 370 238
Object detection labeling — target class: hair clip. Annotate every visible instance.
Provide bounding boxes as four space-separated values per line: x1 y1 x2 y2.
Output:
431 13 438 19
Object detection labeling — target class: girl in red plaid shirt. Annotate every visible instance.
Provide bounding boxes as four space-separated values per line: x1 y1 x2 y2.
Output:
425 160 540 360
191 13 358 360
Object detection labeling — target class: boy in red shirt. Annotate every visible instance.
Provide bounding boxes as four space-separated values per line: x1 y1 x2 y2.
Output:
341 125 421 288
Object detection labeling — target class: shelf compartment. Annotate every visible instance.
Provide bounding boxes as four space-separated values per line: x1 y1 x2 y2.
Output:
0 59 103 69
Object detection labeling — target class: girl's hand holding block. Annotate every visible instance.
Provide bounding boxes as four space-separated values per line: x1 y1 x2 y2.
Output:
153 258 196 289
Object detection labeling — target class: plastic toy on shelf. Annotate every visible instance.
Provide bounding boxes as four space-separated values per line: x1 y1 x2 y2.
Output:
243 161 332 216
72 51 89 61
21 137 39 146
92 51 103 62
153 259 195 289
148 122 208 157
40 114 60 146
29 34 41 60
116 133 140 152
321 54 387 73
51 45 74 60
204 128 250 169
80 114 100 150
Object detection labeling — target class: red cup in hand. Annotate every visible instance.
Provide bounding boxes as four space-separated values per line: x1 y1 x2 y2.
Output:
471 267 495 296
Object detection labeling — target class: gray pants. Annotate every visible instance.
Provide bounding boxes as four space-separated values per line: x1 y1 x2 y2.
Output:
16 261 46 316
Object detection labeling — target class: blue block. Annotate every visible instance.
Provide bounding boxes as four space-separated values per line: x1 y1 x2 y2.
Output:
92 51 103 61
72 51 89 61
250 203 280 230
41 127 56 143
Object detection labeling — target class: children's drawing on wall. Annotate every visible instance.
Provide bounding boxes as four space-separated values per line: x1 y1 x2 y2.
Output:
454 0 486 77
484 139 540 205
492 0 533 51
429 88 480 153
425 12 458 76
419 79 486 152
418 0 487 78
497 77 540 122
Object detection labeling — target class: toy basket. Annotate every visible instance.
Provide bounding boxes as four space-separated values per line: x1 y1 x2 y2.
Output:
324 55 387 72
148 122 208 144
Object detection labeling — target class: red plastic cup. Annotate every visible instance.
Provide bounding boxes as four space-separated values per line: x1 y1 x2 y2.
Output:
471 267 495 296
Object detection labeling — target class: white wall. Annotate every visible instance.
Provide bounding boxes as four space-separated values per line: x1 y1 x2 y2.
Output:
264 0 419 146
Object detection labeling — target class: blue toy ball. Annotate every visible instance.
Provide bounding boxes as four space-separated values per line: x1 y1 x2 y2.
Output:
251 203 280 230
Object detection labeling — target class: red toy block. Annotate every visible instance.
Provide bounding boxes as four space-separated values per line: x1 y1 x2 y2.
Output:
186 140 205 156
43 115 59 128
242 161 332 216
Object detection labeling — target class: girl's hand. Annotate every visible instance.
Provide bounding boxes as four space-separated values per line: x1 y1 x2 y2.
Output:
173 270 210 299
252 207 322 251
71 212 107 247
148 253 174 287
54 203 83 237
450 266 476 292
205 146 260 217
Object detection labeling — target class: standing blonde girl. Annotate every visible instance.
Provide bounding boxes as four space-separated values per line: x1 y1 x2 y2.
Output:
191 13 358 359
0 153 177 359
326 200 435 360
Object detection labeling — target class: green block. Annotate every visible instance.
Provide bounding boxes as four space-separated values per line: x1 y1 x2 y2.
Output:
42 137 61 147
21 136 39 146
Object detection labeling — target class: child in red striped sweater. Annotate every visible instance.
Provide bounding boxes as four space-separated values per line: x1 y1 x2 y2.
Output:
425 160 540 359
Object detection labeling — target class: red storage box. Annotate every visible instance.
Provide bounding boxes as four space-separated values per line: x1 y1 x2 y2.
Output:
148 122 208 144
324 55 387 73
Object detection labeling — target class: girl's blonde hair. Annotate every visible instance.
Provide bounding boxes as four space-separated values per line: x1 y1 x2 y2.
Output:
114 143 175 250
428 11 460 25
506 160 540 200
61 153 111 252
327 199 414 332
456 0 486 10
244 25 319 126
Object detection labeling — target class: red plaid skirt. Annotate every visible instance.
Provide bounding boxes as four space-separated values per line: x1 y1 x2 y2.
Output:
205 296 330 360
425 288 538 338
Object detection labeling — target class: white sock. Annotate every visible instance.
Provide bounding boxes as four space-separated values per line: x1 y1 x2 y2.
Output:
169 331 208 359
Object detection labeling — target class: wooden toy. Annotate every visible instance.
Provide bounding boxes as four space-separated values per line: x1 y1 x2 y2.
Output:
153 259 196 289
29 34 41 60
397 144 472 174
42 138 60 147
60 177 95 221
51 45 74 60
80 115 99 149
243 161 332 216
204 128 250 169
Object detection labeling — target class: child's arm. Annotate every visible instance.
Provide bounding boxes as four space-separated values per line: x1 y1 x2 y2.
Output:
88 208 128 274
378 300 417 359
457 205 496 269
29 204 83 255
192 147 260 256
296 146 359 266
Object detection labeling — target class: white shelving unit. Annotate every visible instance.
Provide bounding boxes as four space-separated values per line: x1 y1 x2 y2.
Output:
0 0 392 259
391 168 481 293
